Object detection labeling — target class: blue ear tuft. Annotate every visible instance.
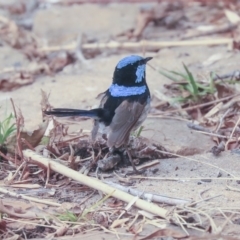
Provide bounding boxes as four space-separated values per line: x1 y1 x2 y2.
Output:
117 55 143 69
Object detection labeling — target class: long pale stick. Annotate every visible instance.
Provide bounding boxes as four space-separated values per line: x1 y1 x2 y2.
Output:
23 149 168 219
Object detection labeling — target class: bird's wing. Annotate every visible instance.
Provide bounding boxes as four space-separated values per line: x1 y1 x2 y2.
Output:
107 100 146 148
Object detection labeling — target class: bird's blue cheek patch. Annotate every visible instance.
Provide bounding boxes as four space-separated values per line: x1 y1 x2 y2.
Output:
109 84 146 97
135 65 145 83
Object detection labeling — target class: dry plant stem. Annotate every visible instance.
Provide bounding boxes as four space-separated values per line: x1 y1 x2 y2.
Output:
226 185 240 192
126 148 141 173
194 130 229 139
187 122 211 133
45 162 50 187
215 109 231 133
0 151 13 162
23 149 168 219
182 23 237 40
104 181 191 205
4 217 58 229
154 150 236 178
187 122 229 139
21 139 35 151
10 98 23 160
218 212 235 234
130 177 240 181
0 187 60 207
39 38 232 52
16 118 23 159
213 70 240 81
10 98 17 120
7 160 26 184
225 116 240 150
165 93 240 114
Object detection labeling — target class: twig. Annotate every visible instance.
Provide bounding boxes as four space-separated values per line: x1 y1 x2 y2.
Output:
7 160 26 184
192 130 229 139
0 151 14 162
217 212 235 234
225 116 240 150
165 93 240 114
0 187 61 207
129 177 240 181
10 98 17 120
23 149 168 219
155 150 236 178
3 217 58 229
38 38 232 53
215 109 231 133
213 70 240 81
226 185 240 192
75 33 88 64
182 23 237 40
187 122 211 133
104 181 191 205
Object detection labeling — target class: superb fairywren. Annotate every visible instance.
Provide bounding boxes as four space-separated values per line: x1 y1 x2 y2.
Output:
45 55 152 172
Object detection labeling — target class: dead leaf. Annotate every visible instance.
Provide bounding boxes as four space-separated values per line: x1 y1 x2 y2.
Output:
0 72 34 91
6 120 49 154
225 9 240 24
0 220 7 232
54 225 69 237
111 218 129 228
139 228 187 240
0 200 43 218
202 53 225 67
48 51 74 72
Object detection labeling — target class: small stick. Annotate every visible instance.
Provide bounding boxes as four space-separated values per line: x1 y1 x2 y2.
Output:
187 122 211 133
213 70 240 81
38 38 232 53
7 160 26 184
0 187 61 207
165 93 240 114
225 116 240 150
191 130 229 139
215 109 231 133
10 98 17 120
155 150 236 178
182 23 237 40
226 185 240 192
104 181 191 205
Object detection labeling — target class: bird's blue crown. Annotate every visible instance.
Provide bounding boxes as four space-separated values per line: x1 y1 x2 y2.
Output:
117 55 144 69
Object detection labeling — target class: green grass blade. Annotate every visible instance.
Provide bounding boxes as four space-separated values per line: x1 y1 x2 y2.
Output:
136 126 144 137
185 84 195 95
183 63 199 96
0 113 16 145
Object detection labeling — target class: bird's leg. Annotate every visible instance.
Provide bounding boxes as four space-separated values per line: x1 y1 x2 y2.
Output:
126 148 144 174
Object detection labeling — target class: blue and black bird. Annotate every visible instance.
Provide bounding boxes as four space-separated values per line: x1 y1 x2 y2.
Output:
45 55 152 172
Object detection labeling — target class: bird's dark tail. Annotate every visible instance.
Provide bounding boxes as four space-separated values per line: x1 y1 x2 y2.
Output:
44 108 102 118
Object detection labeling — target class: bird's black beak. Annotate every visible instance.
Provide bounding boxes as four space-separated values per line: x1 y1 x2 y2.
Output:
144 57 153 63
